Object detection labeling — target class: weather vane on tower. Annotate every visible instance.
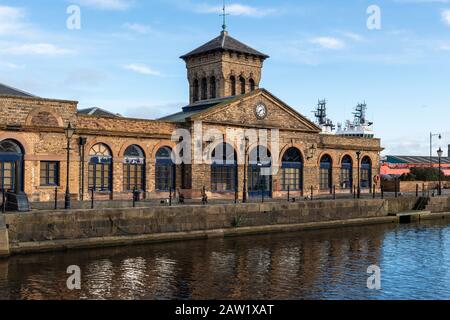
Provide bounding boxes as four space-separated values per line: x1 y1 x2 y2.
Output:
220 0 230 32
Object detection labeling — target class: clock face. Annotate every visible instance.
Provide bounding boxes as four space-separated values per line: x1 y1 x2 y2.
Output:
255 103 267 120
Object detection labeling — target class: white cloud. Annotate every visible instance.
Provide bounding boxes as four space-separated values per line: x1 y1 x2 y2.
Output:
310 37 345 50
0 62 25 69
195 3 278 18
0 43 73 56
442 9 450 25
72 0 133 11
0 6 28 36
123 23 152 34
123 64 162 76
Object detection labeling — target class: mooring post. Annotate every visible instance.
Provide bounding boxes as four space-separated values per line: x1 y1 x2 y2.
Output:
54 187 58 210
91 188 94 209
287 185 290 202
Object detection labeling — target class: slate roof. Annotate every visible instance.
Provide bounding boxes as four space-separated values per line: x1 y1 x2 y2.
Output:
78 107 122 118
180 31 269 60
159 96 239 123
385 155 450 165
0 83 36 97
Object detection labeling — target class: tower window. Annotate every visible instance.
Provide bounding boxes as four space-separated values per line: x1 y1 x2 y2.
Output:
240 76 246 95
230 76 236 96
249 78 256 92
210 76 216 99
201 78 207 100
193 79 199 102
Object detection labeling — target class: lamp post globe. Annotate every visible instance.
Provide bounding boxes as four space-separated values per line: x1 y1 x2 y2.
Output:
64 123 75 209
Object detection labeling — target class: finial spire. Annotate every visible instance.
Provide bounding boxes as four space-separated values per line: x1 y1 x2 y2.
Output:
220 0 229 32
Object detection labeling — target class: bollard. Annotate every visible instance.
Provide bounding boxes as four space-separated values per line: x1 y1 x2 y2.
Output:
234 190 238 204
1 189 5 213
54 187 58 210
261 188 264 203
333 185 336 200
287 185 290 203
310 186 314 201
132 187 136 208
169 188 172 206
91 188 94 209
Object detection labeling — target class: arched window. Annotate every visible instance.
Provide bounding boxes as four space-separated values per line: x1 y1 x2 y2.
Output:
239 76 246 95
88 143 112 192
0 139 24 192
249 78 256 92
230 76 236 96
248 146 272 197
361 156 372 189
123 145 145 192
201 77 207 100
193 79 199 102
211 143 237 192
281 148 303 191
320 154 333 191
155 147 175 192
210 76 216 99
340 155 353 190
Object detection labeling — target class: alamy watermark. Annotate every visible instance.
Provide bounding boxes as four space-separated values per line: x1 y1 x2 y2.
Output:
67 5 81 30
67 265 81 290
367 5 382 30
367 265 382 290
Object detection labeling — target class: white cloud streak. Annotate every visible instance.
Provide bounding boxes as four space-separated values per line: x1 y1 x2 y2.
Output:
72 0 133 11
194 2 279 18
123 64 162 76
0 43 73 56
310 37 345 50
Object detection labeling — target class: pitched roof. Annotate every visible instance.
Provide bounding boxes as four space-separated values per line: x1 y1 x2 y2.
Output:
159 96 237 123
78 107 122 118
180 31 269 60
385 155 450 165
0 83 36 97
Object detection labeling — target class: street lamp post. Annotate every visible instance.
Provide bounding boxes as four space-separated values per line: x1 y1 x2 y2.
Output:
242 137 249 203
430 132 442 168
437 147 443 196
64 123 75 210
356 151 361 199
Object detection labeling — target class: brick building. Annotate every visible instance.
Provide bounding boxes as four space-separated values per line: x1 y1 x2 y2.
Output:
0 30 382 205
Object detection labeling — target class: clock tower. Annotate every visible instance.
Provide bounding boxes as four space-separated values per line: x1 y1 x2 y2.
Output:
180 30 269 105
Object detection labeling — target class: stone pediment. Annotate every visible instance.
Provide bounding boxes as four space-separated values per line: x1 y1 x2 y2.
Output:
190 89 321 133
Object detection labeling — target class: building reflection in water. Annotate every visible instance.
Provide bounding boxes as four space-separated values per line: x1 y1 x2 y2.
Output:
2 220 450 300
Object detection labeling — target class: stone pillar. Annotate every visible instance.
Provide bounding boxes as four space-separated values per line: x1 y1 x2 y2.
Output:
0 215 10 258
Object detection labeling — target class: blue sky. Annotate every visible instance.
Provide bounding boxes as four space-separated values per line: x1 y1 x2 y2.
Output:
1 0 450 156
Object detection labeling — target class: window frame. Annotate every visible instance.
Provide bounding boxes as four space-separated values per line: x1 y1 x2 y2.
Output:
40 161 60 187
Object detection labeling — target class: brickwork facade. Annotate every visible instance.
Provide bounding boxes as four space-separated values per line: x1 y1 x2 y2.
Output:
0 31 383 204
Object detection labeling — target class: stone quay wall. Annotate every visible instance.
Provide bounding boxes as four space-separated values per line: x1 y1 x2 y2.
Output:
0 197 420 256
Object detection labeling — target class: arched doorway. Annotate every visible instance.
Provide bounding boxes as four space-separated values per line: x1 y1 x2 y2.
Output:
248 146 272 198
281 147 303 192
361 156 372 189
340 155 353 190
0 139 25 193
211 143 237 192
88 143 113 192
155 147 175 192
123 145 146 192
320 154 333 191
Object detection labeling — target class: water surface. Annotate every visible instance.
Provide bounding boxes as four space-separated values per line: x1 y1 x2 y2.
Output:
1 220 450 300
